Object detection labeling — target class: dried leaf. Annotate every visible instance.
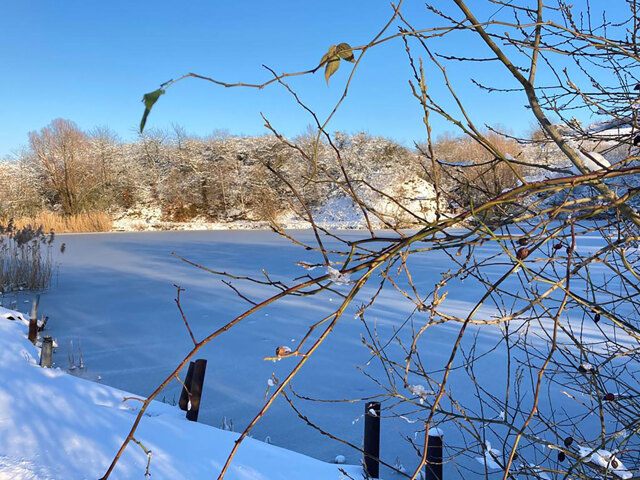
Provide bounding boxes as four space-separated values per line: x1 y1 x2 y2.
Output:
319 45 337 67
324 58 340 84
336 42 355 62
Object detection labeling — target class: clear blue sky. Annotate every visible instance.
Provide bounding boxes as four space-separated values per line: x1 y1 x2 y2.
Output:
0 1 627 156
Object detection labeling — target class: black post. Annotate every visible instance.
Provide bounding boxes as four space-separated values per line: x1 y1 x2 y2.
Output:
363 401 381 478
28 295 40 345
40 336 53 367
425 431 443 480
186 359 207 422
178 361 195 411
28 317 38 345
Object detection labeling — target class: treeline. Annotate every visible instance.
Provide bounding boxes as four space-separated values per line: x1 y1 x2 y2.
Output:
1 119 535 230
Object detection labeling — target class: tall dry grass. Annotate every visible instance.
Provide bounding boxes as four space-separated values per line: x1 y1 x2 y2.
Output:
1 212 112 233
0 222 55 292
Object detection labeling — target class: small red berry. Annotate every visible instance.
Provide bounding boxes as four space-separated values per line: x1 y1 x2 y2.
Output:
604 393 615 401
516 247 530 260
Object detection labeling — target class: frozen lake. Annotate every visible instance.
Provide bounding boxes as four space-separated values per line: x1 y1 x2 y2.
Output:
3 228 631 478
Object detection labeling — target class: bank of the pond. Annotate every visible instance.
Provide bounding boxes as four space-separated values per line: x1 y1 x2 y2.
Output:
0 306 364 479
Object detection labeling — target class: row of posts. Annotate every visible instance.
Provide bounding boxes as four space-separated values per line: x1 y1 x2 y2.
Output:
364 401 443 480
29 294 442 480
28 295 53 368
176 369 443 479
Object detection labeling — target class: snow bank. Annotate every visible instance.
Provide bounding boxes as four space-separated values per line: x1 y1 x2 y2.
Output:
0 308 363 479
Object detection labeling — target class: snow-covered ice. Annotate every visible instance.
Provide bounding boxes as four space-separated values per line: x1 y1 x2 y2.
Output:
1 228 636 479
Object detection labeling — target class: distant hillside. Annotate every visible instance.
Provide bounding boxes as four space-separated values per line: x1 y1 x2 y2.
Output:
2 119 637 232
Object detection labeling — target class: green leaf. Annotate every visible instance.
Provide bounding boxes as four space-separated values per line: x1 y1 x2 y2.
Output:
140 89 165 133
336 43 355 63
324 57 340 84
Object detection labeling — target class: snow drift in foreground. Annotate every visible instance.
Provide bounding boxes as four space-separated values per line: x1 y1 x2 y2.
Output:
0 307 363 480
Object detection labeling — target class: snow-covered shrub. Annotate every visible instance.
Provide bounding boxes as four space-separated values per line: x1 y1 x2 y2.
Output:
424 131 525 216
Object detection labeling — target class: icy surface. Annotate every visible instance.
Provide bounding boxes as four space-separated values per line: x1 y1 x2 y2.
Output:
2 228 635 478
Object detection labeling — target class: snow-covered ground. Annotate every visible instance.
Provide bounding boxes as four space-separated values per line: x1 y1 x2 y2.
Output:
0 305 363 480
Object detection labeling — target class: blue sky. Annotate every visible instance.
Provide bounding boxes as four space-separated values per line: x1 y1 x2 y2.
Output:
0 1 627 156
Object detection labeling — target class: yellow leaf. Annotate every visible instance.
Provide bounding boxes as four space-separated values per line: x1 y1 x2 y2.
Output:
325 57 340 84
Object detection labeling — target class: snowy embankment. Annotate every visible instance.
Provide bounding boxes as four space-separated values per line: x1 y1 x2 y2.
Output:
0 307 362 480
112 176 444 232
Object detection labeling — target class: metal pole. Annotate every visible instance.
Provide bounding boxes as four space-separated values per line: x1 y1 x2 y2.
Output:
363 401 381 478
425 432 443 480
186 359 207 422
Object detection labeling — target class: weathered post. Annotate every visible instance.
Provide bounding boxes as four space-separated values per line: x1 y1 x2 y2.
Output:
363 401 381 478
28 295 40 344
179 361 195 411
186 359 207 422
40 336 53 367
425 429 443 480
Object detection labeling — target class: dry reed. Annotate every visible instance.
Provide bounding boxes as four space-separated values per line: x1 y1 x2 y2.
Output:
0 221 55 292
1 212 112 233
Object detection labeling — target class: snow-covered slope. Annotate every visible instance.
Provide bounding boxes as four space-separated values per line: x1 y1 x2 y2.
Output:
519 122 640 214
0 307 362 480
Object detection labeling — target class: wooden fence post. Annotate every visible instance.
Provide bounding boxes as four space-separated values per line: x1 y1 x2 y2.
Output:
186 359 207 422
28 295 40 344
425 430 443 480
40 336 53 367
363 401 381 478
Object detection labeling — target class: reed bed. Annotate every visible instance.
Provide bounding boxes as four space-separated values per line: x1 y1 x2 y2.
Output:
2 212 112 233
0 221 56 292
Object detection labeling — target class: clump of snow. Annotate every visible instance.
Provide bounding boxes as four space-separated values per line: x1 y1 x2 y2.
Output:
476 441 502 470
577 445 632 479
408 384 434 404
333 455 345 464
579 362 595 372
575 149 611 172
326 266 351 285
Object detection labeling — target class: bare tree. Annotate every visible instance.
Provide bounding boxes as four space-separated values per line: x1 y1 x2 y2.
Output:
26 119 96 215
